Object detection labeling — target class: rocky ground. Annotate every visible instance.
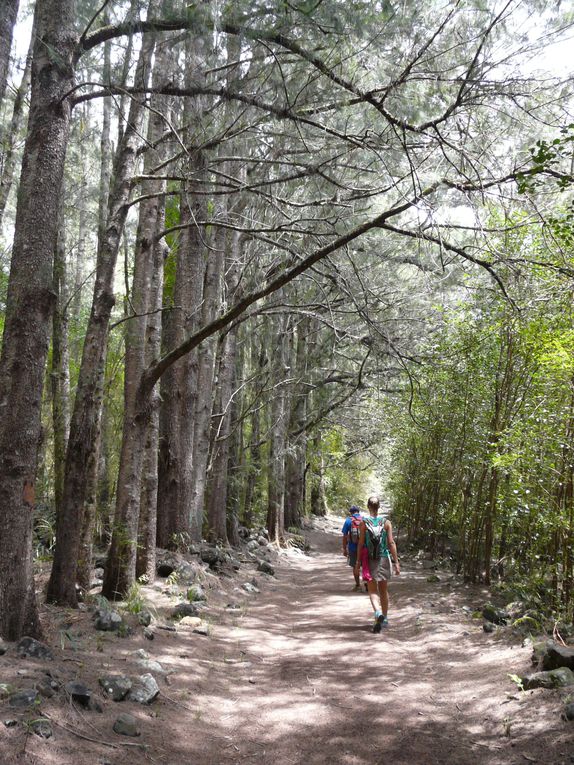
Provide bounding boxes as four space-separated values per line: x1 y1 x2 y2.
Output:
1 516 573 765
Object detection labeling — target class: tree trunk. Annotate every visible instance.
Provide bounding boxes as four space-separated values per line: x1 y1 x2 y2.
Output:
0 0 76 640
242 342 267 527
206 261 242 542
48 2 159 606
0 0 19 107
50 196 71 517
267 313 291 542
0 14 33 230
284 320 308 529
156 34 207 547
104 18 172 598
310 435 328 517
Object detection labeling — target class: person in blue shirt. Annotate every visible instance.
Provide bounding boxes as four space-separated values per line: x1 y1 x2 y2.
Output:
342 505 363 591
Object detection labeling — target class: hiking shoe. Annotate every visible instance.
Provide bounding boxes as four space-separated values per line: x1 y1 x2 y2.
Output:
372 614 384 634
381 616 389 628
363 582 369 592
353 584 361 591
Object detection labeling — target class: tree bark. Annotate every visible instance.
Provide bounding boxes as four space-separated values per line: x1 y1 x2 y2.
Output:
0 0 76 640
0 0 19 107
0 12 33 230
156 32 207 547
267 312 291 542
284 320 308 529
50 196 71 518
48 0 159 606
104 15 173 597
206 233 241 542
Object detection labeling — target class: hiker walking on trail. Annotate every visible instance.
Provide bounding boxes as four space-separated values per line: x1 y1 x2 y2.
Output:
356 496 401 633
342 505 363 591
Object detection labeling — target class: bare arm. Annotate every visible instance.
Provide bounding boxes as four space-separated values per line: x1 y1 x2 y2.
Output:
386 520 401 575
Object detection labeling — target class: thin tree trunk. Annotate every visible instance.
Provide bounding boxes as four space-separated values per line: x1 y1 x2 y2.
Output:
284 319 308 529
48 2 159 606
156 33 207 547
0 0 76 640
51 195 70 517
267 313 290 542
136 244 165 580
0 0 19 107
207 309 240 542
104 17 172 598
242 343 267 526
188 232 223 540
136 37 174 580
0 14 33 230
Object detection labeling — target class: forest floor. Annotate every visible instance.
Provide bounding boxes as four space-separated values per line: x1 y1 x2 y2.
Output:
1 515 573 765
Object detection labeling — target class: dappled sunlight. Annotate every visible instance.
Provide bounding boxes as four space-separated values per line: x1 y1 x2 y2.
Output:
2 520 568 765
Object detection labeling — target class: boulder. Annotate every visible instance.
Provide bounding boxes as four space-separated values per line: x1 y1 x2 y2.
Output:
137 659 165 674
143 627 155 641
521 667 574 690
257 560 275 576
93 608 123 632
482 604 507 626
563 702 574 721
35 681 55 699
531 641 554 666
127 673 159 705
17 637 53 660
137 611 153 627
540 642 574 672
199 546 229 570
0 640 8 656
483 622 495 634
9 689 39 708
179 616 202 628
187 584 207 602
31 720 53 739
64 681 92 708
172 602 199 619
113 713 140 737
246 540 259 553
99 675 132 702
156 548 198 577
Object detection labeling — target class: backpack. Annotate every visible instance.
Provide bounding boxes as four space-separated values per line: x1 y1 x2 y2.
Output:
348 514 362 545
364 516 387 560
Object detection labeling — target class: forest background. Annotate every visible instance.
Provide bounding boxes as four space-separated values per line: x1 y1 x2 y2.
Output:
1 0 574 642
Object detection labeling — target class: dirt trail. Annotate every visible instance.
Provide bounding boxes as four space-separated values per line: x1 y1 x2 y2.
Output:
3 517 572 765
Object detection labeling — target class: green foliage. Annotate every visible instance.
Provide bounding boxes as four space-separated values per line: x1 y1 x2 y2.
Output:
124 582 145 614
386 215 574 619
516 125 574 194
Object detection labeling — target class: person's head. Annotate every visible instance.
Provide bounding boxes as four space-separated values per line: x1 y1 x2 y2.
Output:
349 504 361 516
367 495 380 516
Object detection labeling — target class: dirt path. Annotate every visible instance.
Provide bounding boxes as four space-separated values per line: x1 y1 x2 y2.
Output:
3 517 572 765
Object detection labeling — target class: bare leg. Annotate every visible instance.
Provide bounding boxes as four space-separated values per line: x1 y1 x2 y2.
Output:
378 580 389 615
367 579 380 613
